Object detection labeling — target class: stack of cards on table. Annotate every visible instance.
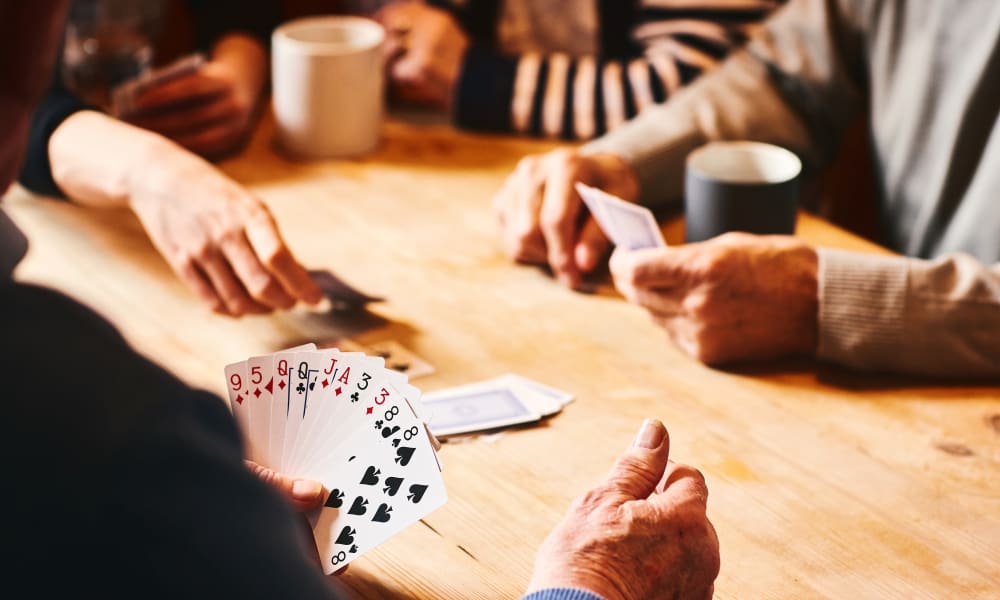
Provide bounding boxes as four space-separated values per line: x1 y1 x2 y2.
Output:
575 182 667 250
223 343 446 573
423 374 574 438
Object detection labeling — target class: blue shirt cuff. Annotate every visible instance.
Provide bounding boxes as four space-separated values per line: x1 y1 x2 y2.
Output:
521 588 604 600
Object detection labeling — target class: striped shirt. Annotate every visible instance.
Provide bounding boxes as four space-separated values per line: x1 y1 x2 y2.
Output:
433 0 782 139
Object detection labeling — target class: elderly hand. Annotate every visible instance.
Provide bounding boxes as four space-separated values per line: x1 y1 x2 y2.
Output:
493 149 639 289
527 419 720 600
125 34 266 159
126 137 323 316
375 1 469 108
611 233 819 365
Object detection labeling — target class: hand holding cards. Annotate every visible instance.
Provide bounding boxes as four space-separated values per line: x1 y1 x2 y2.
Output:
111 53 207 118
575 183 666 250
224 344 445 573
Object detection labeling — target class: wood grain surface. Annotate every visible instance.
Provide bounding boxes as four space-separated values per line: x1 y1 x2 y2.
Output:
5 114 998 599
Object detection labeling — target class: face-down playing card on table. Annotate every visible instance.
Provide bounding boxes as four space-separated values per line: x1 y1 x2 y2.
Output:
420 374 575 438
307 269 384 311
223 345 445 574
575 182 667 250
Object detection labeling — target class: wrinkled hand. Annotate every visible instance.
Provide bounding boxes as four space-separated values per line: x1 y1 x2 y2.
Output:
611 233 819 364
125 37 264 159
127 145 322 316
493 150 639 288
527 419 719 600
375 1 469 108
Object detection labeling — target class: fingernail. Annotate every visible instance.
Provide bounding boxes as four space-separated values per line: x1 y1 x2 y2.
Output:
292 479 323 500
634 418 665 449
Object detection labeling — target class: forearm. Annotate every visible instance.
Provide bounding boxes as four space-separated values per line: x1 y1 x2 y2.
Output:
48 110 188 209
817 249 1000 377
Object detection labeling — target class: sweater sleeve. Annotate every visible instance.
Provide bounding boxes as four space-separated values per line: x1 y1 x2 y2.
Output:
17 80 94 199
453 1 781 139
520 589 605 600
817 249 1000 377
583 0 865 207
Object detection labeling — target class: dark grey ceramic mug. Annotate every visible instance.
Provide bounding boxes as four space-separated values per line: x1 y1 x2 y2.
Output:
684 141 802 243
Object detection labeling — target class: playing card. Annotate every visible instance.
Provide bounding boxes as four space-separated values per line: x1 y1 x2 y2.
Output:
244 355 275 463
422 380 543 437
307 384 446 573
286 350 371 474
282 350 329 471
110 53 207 117
575 182 667 250
267 345 315 469
497 374 574 411
307 269 384 311
223 360 251 440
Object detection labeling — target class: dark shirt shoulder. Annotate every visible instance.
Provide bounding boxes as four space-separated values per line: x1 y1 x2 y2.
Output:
0 282 342 599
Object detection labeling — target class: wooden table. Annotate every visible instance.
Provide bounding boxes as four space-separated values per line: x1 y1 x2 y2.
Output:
5 115 999 599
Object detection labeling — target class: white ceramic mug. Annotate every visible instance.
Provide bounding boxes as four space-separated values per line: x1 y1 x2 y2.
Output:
272 16 385 159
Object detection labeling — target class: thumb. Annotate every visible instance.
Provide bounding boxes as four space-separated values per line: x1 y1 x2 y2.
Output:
574 217 612 273
245 460 326 512
602 419 671 501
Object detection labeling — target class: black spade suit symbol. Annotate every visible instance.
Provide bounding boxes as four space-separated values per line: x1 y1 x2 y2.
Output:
348 496 369 515
383 476 403 496
372 503 392 523
335 526 356 545
360 466 381 485
381 425 401 439
324 489 345 508
395 446 415 466
407 484 428 503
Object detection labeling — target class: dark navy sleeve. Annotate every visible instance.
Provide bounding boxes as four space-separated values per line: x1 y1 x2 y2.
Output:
453 44 518 132
1 282 348 599
17 79 95 199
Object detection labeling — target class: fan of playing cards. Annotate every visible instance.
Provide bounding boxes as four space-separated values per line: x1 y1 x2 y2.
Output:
224 343 446 574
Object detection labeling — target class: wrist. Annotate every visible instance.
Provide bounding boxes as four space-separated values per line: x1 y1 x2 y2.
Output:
789 243 819 355
122 130 179 209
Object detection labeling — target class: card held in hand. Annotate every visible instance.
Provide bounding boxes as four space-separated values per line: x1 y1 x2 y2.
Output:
575 182 667 250
224 345 446 573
